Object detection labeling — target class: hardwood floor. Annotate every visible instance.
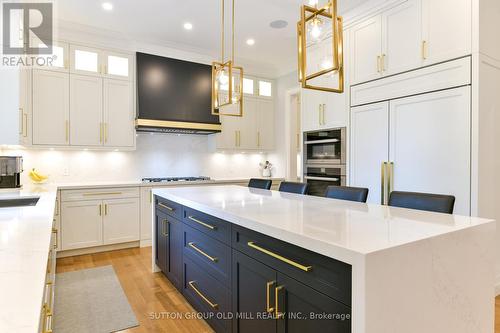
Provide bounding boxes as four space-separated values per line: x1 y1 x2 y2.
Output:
56 247 214 333
58 247 500 333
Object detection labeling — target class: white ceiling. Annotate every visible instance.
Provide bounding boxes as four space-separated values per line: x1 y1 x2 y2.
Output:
55 0 369 77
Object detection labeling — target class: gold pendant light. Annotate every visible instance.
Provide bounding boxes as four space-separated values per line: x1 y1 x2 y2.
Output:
297 0 344 93
212 0 244 116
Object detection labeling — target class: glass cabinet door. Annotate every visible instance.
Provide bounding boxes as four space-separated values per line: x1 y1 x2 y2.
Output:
70 45 101 76
30 39 69 72
104 52 133 80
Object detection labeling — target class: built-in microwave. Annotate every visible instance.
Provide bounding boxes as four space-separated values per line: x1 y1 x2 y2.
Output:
304 165 346 197
304 128 346 165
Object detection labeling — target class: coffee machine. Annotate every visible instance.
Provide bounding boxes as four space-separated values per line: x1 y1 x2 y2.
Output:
0 156 23 188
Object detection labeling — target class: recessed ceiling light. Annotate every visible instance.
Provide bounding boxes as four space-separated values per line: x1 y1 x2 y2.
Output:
246 38 255 46
270 20 288 29
183 22 193 30
101 2 113 11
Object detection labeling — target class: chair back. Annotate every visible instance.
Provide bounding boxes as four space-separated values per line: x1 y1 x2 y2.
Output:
278 181 309 195
248 178 272 190
388 191 455 214
325 186 369 203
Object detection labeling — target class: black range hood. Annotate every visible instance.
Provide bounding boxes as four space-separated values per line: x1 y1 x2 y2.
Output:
136 52 221 134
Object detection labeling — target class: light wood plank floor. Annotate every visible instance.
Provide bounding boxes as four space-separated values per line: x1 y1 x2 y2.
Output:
57 247 500 333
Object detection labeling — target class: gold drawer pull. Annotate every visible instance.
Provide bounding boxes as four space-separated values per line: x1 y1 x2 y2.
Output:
275 285 284 319
43 307 53 333
188 281 218 309
158 202 174 211
83 192 122 196
188 242 218 262
188 216 216 230
266 281 275 313
247 241 312 272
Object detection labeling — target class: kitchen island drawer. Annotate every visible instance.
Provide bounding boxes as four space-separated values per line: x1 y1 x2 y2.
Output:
183 207 231 245
155 196 183 219
61 187 139 202
184 224 231 287
183 256 231 333
232 225 352 306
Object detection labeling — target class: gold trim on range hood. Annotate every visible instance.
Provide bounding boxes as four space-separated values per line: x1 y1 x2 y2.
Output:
135 119 222 133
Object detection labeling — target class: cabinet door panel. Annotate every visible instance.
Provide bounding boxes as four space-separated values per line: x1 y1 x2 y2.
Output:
61 200 102 250
70 75 103 146
276 273 351 333
382 0 422 75
102 198 140 245
70 45 102 76
350 16 382 84
166 215 183 291
217 114 241 149
257 99 275 150
389 87 471 215
103 51 133 80
156 210 168 273
350 102 389 204
32 70 69 145
104 79 134 147
422 0 471 65
240 97 258 149
232 250 277 333
301 88 322 132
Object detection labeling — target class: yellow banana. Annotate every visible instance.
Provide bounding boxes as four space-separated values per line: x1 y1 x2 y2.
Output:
29 169 42 182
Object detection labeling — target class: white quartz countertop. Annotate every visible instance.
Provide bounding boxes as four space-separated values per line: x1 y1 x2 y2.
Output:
55 177 284 190
153 185 494 264
0 185 57 333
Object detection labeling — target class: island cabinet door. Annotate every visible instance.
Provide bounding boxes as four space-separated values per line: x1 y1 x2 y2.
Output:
232 250 277 333
275 273 351 333
165 215 183 291
155 210 168 274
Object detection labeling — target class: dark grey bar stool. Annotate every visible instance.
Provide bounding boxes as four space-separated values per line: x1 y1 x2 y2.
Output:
388 191 455 214
278 181 309 195
248 178 272 190
325 186 369 203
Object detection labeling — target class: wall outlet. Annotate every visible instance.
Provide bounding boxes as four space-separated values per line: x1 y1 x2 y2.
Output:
62 166 70 176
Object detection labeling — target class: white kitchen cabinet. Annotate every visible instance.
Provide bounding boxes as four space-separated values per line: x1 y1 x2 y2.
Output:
301 83 347 132
350 102 389 204
389 86 471 215
0 67 22 145
422 0 471 65
239 97 258 149
216 95 275 151
61 200 103 250
32 70 70 146
70 74 103 146
103 79 135 147
382 0 422 76
102 198 140 245
140 187 153 244
301 89 323 132
60 188 140 251
350 87 471 214
31 40 69 72
350 16 382 84
256 98 275 150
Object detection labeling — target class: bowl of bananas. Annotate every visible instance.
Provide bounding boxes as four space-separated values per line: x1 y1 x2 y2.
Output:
28 168 49 184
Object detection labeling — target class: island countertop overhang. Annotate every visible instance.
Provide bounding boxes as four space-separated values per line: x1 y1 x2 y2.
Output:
152 185 494 264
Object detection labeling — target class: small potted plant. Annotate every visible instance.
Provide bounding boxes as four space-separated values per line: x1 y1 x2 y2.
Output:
260 161 273 178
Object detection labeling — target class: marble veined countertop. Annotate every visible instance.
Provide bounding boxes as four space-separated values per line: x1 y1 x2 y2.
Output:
0 185 57 333
153 185 494 263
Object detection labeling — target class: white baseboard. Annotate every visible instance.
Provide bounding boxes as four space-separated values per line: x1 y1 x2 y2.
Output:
57 241 139 258
140 239 152 247
495 275 500 296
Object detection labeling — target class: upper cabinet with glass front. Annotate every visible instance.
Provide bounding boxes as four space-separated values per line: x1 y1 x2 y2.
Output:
70 44 133 81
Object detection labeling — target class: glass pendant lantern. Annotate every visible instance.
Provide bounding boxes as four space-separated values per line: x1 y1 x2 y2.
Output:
212 0 244 116
297 0 344 93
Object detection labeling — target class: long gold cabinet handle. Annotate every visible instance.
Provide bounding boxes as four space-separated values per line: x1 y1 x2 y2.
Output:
158 202 174 211
52 228 58 250
247 241 312 272
388 161 394 196
377 55 381 73
381 54 386 72
275 285 284 319
422 40 428 60
188 281 219 309
188 242 218 262
266 281 275 313
188 216 217 230
65 120 69 143
381 162 387 205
